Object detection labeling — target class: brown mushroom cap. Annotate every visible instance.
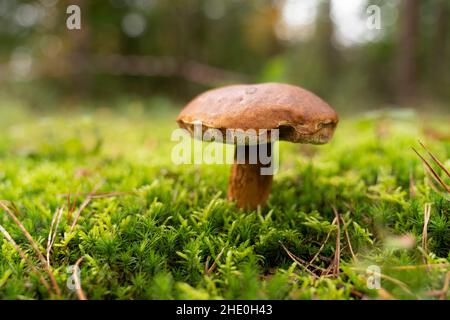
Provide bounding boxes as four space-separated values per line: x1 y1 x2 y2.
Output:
177 82 338 144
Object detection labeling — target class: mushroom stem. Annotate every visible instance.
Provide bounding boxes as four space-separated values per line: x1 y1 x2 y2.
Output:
227 143 273 209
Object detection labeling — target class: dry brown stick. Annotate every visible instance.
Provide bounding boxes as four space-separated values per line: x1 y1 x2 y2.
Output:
422 203 432 264
0 201 61 296
206 248 225 275
331 206 341 276
74 257 87 300
0 224 52 294
322 262 334 277
0 54 250 86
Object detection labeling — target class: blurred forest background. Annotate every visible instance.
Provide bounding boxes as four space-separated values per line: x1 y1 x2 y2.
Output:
0 0 449 113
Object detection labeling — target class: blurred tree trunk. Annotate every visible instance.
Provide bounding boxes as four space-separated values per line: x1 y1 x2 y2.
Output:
318 1 338 74
397 0 420 105
66 0 91 99
315 0 339 96
433 1 449 75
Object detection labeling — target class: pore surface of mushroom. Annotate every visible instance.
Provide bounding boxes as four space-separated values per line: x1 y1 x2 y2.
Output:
177 82 338 209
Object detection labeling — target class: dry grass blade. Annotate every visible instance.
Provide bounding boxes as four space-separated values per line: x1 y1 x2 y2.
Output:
306 217 337 269
69 182 102 233
422 203 432 264
69 197 92 233
412 146 450 193
351 267 415 297
279 241 322 278
206 247 225 275
204 256 211 274
385 263 450 270
377 288 395 300
46 207 64 268
343 221 357 262
381 278 413 299
331 206 341 276
60 191 135 199
0 201 61 297
0 201 47 264
74 257 87 300
0 224 52 293
89 191 135 199
66 192 78 222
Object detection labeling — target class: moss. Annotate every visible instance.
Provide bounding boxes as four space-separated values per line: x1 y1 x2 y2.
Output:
0 105 448 299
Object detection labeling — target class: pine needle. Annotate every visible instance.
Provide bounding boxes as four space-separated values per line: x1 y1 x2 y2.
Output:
74 257 87 300
0 201 61 296
0 224 52 294
421 203 432 264
46 207 64 268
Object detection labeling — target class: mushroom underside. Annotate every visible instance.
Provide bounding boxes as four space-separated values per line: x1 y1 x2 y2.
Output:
178 121 336 145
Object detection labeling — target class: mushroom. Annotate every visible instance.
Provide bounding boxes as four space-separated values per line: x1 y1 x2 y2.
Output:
177 82 338 209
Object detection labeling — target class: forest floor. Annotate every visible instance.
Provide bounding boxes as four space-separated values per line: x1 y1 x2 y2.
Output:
0 100 449 299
